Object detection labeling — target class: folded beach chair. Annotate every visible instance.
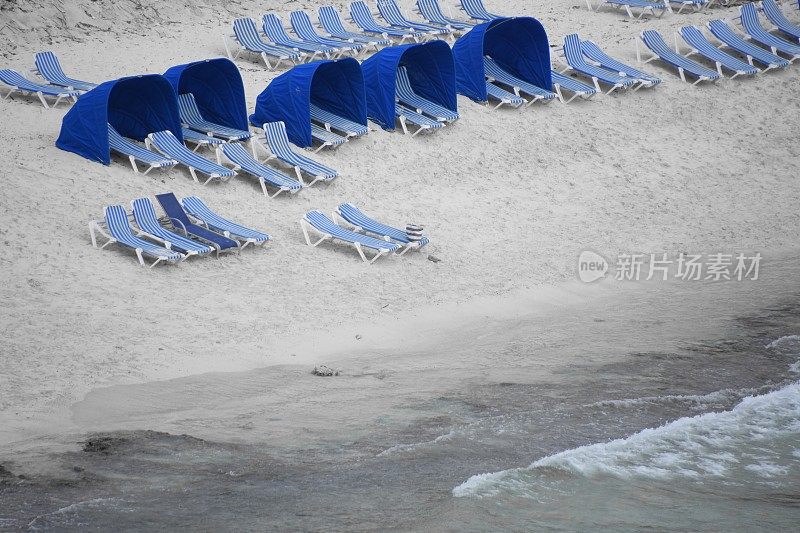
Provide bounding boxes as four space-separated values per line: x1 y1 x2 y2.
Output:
227 18 304 70
762 0 800 41
108 124 177 175
260 121 339 186
485 82 525 109
0 69 79 108
301 210 400 263
707 19 790 71
396 104 445 135
579 38 661 88
34 52 96 91
460 0 501 21
416 0 474 31
334 203 429 255
90 205 184 268
155 192 239 254
350 1 423 43
550 70 598 103
263 14 339 60
182 196 271 249
376 0 452 38
483 57 557 105
310 103 370 137
181 128 224 152
561 34 637 94
290 11 364 56
396 66 459 122
637 30 721 85
739 3 800 60
147 130 235 185
218 142 302 198
678 26 760 78
131 197 214 258
667 0 708 14
588 0 668 20
178 93 251 143
318 6 392 50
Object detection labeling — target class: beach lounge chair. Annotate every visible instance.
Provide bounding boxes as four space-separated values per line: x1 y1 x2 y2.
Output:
218 142 302 198
677 26 760 78
667 0 708 14
147 130 235 185
761 0 800 41
108 124 176 175
707 19 789 71
178 93 251 142
131 197 214 258
460 0 501 21
376 0 452 38
155 192 239 254
579 38 661 88
550 71 598 103
290 11 364 56
260 121 339 186
396 104 445 135
588 0 668 20
485 82 525 109
561 34 637 94
301 210 400 263
181 128 224 152
227 18 304 70
182 196 271 249
90 205 184 268
482 57 557 105
334 203 429 255
739 3 800 60
318 6 392 51
396 66 459 122
310 124 348 153
310 103 370 137
0 69 79 108
350 1 422 43
263 14 339 61
637 30 721 85
416 0 474 31
33 51 96 91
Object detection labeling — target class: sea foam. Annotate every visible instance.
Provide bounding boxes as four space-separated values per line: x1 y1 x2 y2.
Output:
454 381 800 498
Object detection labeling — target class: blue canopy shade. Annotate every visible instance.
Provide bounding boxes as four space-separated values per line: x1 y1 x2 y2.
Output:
361 41 457 131
453 17 551 103
249 58 367 148
163 57 248 131
56 74 182 165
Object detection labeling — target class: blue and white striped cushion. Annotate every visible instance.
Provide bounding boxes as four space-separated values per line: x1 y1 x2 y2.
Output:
105 204 183 262
178 93 251 141
318 6 392 45
306 210 400 251
182 196 271 243
680 26 758 75
221 143 301 191
263 122 338 179
579 39 661 86
641 30 721 79
0 69 79 96
460 0 500 20
396 67 459 121
107 124 175 167
483 58 557 100
395 104 444 128
150 131 235 177
233 18 300 60
563 34 636 87
550 70 598 95
376 0 449 34
338 203 429 246
417 0 473 30
740 3 800 56
351 1 419 36
310 104 369 136
290 11 362 51
707 20 789 69
132 198 214 255
34 52 96 91
262 14 336 53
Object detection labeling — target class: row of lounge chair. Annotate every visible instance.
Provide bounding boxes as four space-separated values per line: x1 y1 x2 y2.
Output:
226 0 502 70
589 0 724 20
636 2 798 84
92 194 429 267
109 118 336 196
90 193 270 267
302 204 430 264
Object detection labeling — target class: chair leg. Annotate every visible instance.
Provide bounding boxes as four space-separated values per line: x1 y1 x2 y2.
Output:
36 91 50 109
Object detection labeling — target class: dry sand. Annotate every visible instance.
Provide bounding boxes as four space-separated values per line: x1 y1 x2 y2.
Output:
0 0 799 448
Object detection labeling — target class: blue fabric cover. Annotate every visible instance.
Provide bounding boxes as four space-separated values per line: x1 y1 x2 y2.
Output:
361 40 456 131
56 74 182 165
453 17 551 103
163 57 248 131
250 58 367 148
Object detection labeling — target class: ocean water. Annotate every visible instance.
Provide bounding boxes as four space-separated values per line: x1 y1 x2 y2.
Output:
2 269 800 530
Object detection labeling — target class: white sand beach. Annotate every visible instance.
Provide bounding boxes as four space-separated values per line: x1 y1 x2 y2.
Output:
1 1 799 529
